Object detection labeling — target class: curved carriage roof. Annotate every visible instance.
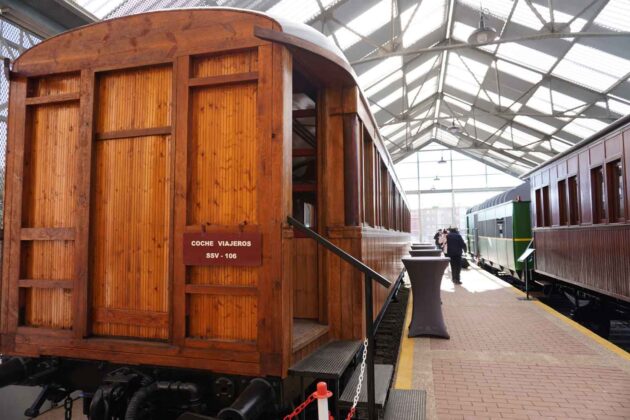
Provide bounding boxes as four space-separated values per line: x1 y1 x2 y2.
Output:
466 181 531 214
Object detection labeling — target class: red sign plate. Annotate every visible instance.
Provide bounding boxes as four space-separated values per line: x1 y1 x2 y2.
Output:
183 232 262 266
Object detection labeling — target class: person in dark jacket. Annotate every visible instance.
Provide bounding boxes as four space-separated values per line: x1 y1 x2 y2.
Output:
446 227 467 284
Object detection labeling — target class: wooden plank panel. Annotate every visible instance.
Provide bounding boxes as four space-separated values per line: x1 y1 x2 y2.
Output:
25 93 80 106
172 55 189 346
95 65 172 133
293 239 318 319
22 288 73 329
95 126 171 140
187 80 259 291
184 284 258 295
187 295 257 341
20 239 74 330
535 226 630 302
28 73 80 96
19 279 73 289
22 102 80 228
74 69 95 338
189 72 258 88
191 49 258 78
20 228 75 241
93 308 169 329
187 82 258 225
90 135 170 340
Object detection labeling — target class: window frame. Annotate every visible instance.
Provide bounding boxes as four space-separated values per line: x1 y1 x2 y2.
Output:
590 165 607 224
567 174 580 225
606 157 625 223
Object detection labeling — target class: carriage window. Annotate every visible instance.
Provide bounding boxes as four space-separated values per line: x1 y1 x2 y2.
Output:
542 186 551 227
535 188 543 227
568 175 580 225
363 134 375 226
608 159 625 222
591 166 606 223
558 179 567 225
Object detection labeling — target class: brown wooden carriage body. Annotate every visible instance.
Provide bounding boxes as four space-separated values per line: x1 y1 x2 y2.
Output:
526 116 630 302
0 9 410 379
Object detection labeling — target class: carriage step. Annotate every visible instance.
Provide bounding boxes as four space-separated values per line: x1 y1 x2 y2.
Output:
384 389 426 420
535 280 552 287
289 340 361 379
338 364 393 415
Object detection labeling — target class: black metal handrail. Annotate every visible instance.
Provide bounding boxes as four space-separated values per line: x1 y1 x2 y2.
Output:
287 216 390 420
287 217 391 288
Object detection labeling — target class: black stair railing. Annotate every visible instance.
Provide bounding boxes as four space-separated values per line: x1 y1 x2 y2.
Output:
287 216 391 420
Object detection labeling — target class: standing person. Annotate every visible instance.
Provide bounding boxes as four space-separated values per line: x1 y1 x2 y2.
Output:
433 229 441 248
439 228 448 255
446 227 467 284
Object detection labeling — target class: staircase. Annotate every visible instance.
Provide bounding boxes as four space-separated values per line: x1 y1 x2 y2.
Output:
289 340 426 420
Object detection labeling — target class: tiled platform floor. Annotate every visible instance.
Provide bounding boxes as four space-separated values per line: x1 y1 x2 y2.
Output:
394 266 630 420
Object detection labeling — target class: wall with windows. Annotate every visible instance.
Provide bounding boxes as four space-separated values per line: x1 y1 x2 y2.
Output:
529 128 628 229
395 143 523 241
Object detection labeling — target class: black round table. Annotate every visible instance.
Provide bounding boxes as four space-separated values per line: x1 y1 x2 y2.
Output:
409 249 442 257
410 244 435 250
402 256 450 339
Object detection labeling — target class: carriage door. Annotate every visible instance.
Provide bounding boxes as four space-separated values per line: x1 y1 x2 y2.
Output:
89 65 172 340
291 75 324 340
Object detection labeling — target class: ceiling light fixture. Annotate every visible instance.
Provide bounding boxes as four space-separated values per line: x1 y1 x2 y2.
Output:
434 175 440 181
447 119 461 134
468 8 498 44
438 153 447 164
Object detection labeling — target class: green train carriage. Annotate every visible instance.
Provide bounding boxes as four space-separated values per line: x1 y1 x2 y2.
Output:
466 182 532 279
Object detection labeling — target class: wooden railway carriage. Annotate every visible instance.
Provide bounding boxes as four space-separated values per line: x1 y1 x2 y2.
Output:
466 182 532 278
525 115 630 304
0 8 410 417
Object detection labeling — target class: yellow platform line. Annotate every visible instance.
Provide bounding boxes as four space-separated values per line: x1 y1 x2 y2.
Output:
394 292 414 389
475 267 630 361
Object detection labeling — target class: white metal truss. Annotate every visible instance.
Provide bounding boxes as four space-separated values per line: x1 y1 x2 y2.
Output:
68 0 630 176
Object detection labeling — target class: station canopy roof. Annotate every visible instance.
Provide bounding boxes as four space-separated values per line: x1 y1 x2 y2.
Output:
71 0 630 177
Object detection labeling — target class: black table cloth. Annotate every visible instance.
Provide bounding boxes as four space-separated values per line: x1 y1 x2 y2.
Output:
402 256 450 339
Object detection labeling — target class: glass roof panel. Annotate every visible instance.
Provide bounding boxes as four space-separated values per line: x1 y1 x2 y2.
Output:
406 56 440 85
331 0 391 50
552 43 630 92
514 115 557 135
525 86 586 115
73 0 125 18
407 76 438 108
496 43 557 72
496 59 542 83
267 0 336 23
550 139 571 153
459 0 515 21
443 95 472 112
381 122 405 137
594 0 630 32
358 57 402 88
400 0 447 48
509 0 544 31
606 98 630 116
366 71 403 97
561 118 609 138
